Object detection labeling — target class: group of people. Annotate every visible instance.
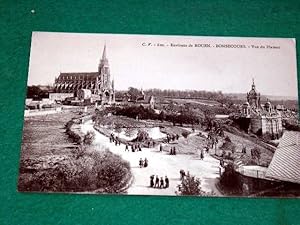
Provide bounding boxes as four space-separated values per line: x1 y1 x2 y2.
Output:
139 158 148 168
166 134 180 143
125 144 142 152
150 175 169 188
109 133 121 145
147 141 155 148
169 146 177 155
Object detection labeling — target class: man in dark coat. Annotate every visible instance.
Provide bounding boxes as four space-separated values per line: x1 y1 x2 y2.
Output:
125 144 128 151
200 150 204 160
155 175 159 188
159 177 164 188
150 175 154 187
164 176 169 188
144 158 148 167
159 144 163 152
139 158 143 168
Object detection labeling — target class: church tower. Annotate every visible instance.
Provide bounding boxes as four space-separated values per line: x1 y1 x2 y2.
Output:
247 78 261 110
98 44 115 104
98 44 111 89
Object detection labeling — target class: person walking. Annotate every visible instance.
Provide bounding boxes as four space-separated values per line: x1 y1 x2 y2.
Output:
144 158 148 167
180 169 186 180
150 175 154 187
220 158 224 167
200 150 204 160
173 147 176 155
139 158 143 168
170 147 173 155
125 144 128 151
159 144 163 152
164 176 169 188
138 144 142 151
155 175 159 188
159 177 164 188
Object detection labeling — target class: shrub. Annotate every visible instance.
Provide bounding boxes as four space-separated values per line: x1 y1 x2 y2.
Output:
18 149 132 193
176 172 205 196
219 163 242 190
181 131 189 139
83 131 96 145
66 130 82 144
133 130 150 142
72 145 86 159
220 139 236 153
90 150 132 193
224 135 231 142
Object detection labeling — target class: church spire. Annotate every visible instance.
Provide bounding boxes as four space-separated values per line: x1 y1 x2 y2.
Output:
102 43 107 60
251 78 256 90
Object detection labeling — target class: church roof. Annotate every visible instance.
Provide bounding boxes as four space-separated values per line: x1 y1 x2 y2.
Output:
266 131 300 184
59 72 98 77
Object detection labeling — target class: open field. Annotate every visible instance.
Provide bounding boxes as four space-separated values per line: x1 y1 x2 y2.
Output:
171 98 221 106
21 111 80 159
19 110 133 193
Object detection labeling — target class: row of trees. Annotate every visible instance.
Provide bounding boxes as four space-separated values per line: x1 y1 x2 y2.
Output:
113 105 200 126
143 88 224 100
27 85 53 99
115 87 228 103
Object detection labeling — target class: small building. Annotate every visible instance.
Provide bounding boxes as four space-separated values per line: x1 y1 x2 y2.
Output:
138 95 155 109
77 89 92 100
265 131 300 184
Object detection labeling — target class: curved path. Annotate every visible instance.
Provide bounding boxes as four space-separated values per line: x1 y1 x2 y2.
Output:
81 120 222 196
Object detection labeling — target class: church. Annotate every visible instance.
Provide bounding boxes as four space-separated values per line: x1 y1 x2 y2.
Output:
53 45 115 104
241 79 283 139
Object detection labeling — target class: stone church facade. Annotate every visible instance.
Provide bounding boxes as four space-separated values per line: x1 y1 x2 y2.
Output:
54 45 115 104
241 79 283 139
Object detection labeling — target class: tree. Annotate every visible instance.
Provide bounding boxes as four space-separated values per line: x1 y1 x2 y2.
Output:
176 172 205 196
219 163 242 190
127 87 142 102
83 131 96 145
27 85 49 99
251 147 261 164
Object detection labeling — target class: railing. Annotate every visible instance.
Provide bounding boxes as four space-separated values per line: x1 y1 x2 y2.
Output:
236 167 268 180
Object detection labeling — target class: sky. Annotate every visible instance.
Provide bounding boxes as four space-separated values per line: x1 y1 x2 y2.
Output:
28 32 298 98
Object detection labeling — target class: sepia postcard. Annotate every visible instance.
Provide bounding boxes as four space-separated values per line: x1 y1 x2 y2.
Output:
18 32 300 197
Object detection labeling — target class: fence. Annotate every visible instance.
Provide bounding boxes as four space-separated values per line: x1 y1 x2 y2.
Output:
236 166 269 180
